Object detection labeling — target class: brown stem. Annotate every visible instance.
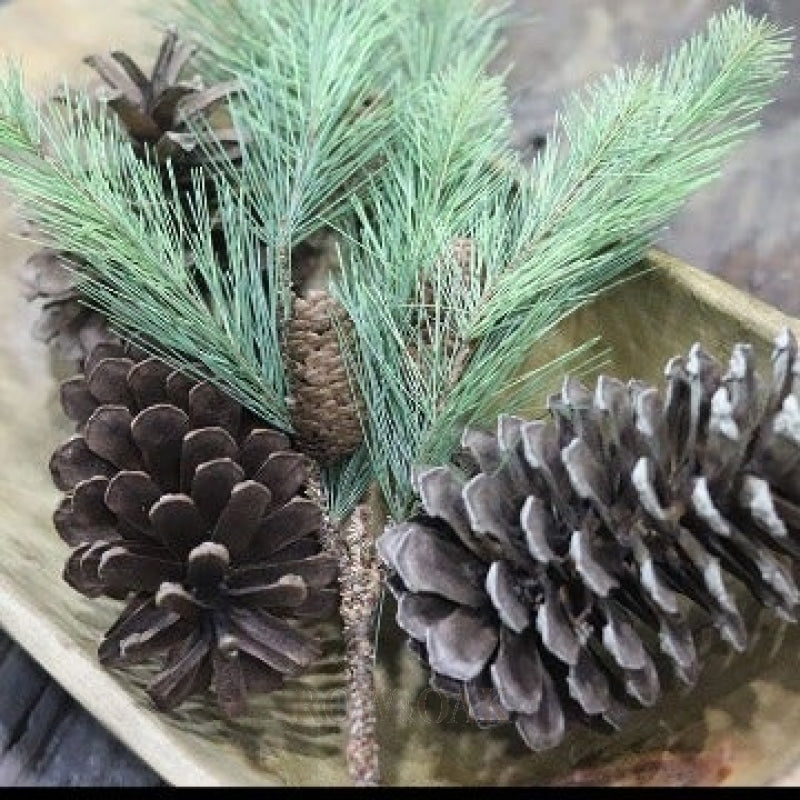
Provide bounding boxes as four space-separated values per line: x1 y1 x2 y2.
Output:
322 485 385 786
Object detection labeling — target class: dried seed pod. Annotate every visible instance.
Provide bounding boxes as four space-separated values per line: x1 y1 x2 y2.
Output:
379 329 800 750
51 342 337 716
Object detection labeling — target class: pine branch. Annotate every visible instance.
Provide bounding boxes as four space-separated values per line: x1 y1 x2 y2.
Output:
230 4 397 261
177 0 508 88
381 0 510 86
177 1 408 327
304 1 521 523
0 74 291 430
332 59 520 519
333 8 791 520
470 7 791 337
0 2 415 436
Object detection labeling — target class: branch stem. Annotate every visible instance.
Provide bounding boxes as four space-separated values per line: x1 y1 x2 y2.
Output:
323 487 385 786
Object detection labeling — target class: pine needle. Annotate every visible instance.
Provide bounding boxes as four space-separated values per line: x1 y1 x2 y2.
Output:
0 74 291 430
333 8 792 519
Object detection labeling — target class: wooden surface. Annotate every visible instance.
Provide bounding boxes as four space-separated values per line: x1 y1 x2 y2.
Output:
4 242 800 785
0 641 160 786
1 0 800 787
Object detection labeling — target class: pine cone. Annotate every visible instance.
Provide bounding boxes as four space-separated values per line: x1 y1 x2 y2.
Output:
378 329 800 751
285 289 365 465
283 236 477 466
50 342 337 716
20 248 117 364
85 27 240 180
21 27 240 362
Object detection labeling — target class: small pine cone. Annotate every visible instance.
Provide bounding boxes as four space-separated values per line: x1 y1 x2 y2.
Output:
378 329 800 751
49 342 337 716
85 26 240 182
285 290 365 465
20 248 116 364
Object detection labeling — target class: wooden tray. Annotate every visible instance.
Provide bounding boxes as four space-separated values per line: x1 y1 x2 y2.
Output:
3 1 800 786
3 212 800 784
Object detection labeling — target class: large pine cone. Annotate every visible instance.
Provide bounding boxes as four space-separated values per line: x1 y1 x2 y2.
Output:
378 329 800 751
285 290 366 465
85 27 240 179
50 342 337 716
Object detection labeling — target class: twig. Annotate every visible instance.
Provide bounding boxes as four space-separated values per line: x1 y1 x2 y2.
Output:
319 484 384 786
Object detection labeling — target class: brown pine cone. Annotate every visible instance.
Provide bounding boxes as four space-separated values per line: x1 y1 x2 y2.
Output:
50 342 337 716
85 26 240 180
285 290 366 465
379 329 800 751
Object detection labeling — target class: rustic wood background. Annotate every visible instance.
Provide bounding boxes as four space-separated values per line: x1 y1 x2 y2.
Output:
0 0 798 786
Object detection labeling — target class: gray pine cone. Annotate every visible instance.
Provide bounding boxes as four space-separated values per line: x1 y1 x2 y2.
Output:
20 248 116 364
378 329 800 751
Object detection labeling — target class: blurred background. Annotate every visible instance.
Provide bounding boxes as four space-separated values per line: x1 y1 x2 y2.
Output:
500 0 800 316
0 0 797 786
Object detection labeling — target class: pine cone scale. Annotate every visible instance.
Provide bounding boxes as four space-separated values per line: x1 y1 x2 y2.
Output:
490 629 543 715
150 85 196 129
250 498 323 559
212 480 272 559
227 553 338 592
84 406 142 471
61 378 100 425
190 458 245 525
180 427 238 493
146 634 211 711
84 53 146 108
105 471 161 534
128 358 173 409
21 248 118 364
107 95 163 141
151 30 196 92
98 546 184 593
51 436 115 490
228 574 309 608
515 673 565 752
131 405 190 490
149 493 207 560
229 608 321 674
